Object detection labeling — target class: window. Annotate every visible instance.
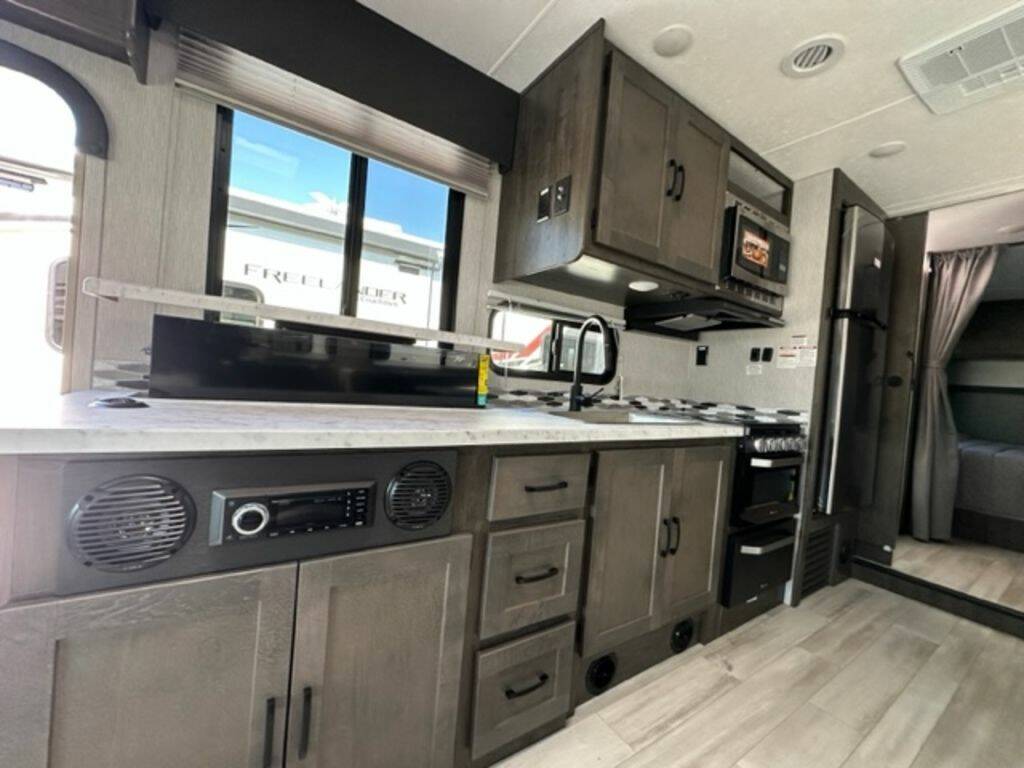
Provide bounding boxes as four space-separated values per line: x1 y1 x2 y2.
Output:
0 66 77 403
208 109 462 331
489 308 617 384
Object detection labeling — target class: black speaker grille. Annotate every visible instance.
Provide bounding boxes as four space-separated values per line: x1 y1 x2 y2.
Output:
67 476 196 572
385 461 452 531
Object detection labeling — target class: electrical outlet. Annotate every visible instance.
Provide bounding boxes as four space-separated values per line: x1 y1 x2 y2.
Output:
537 186 551 222
696 346 709 366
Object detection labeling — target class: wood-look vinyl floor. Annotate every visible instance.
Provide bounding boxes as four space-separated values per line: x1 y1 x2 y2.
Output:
496 579 1024 768
891 535 1024 613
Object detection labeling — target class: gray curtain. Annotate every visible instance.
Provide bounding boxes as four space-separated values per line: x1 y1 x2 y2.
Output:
912 245 1000 540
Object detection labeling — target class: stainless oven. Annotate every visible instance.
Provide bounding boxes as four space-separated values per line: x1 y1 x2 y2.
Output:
722 194 791 297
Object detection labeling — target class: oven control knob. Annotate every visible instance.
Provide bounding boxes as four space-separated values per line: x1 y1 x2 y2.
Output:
232 503 270 537
768 438 784 452
788 437 805 452
753 437 769 453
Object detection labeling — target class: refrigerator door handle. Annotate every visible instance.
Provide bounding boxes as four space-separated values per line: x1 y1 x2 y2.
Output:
830 307 888 331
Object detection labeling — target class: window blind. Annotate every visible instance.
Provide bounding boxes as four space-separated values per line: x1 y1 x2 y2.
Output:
175 30 492 197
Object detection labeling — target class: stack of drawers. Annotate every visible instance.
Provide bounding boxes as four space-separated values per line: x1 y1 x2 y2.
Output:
470 453 590 761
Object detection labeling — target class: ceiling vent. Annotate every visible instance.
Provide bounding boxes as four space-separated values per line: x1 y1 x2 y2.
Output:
782 36 845 78
67 476 196 572
899 4 1024 114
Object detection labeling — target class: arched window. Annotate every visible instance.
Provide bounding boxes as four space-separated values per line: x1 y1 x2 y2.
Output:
0 65 76 401
0 40 107 402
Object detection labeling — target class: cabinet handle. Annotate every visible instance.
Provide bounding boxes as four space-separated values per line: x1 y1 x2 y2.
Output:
740 536 795 556
504 672 550 700
262 697 276 768
669 516 681 555
660 518 671 557
515 565 560 585
665 159 678 196
524 480 568 494
674 164 686 202
298 686 313 760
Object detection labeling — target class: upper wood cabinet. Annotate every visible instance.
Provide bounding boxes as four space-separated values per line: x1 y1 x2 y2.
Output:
495 22 731 305
658 104 730 284
582 444 733 658
594 52 678 262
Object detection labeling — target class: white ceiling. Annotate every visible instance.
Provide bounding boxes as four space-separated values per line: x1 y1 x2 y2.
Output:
359 0 1024 216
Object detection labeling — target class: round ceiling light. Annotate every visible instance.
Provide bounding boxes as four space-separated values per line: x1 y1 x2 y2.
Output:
868 141 908 159
629 280 660 292
652 25 693 58
781 35 845 78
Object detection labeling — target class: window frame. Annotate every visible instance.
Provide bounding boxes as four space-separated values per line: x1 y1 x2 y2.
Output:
205 106 464 333
487 308 618 385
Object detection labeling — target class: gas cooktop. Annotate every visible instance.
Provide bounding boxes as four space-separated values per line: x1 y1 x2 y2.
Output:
492 390 807 430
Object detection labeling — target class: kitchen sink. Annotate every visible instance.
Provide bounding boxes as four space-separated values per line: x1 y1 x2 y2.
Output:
555 410 700 425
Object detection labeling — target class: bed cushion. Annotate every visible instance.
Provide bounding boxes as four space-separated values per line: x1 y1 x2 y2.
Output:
957 439 1024 521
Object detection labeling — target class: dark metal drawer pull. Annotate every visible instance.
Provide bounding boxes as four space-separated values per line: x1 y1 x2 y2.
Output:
262 697 276 768
504 672 550 700
524 480 569 494
660 518 671 557
298 685 313 760
665 159 678 196
669 516 681 555
515 566 560 585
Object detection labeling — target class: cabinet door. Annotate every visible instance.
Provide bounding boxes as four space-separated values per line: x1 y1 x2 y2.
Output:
661 444 733 620
582 449 673 657
289 535 471 768
659 102 730 284
0 565 296 768
594 51 677 262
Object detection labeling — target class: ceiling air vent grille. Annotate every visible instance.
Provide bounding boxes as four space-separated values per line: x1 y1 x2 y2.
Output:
385 461 452 531
67 476 196 572
899 5 1024 114
781 36 845 78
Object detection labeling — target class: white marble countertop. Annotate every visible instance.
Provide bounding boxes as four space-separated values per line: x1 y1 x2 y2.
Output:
0 391 745 456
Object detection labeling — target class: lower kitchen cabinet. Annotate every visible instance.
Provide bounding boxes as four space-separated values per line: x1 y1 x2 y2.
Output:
289 534 472 768
0 535 473 768
662 444 733 619
582 449 673 656
0 564 297 768
582 444 733 657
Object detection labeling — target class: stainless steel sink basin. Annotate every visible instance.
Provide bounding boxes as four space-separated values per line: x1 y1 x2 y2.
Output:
555 410 699 425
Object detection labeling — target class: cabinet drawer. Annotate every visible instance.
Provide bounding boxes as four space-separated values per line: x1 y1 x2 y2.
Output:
472 621 575 760
488 454 590 522
480 520 586 640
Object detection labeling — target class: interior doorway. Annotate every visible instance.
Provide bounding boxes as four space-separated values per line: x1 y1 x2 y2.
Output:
0 65 77 403
886 191 1024 614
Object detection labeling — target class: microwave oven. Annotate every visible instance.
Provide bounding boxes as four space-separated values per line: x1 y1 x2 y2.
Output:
722 194 791 297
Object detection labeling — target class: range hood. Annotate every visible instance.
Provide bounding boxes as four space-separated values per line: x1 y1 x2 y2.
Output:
624 290 784 340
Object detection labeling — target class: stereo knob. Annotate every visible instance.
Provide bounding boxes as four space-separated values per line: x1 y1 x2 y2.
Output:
231 503 270 537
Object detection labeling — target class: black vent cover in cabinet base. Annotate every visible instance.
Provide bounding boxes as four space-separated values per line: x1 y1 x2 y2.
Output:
585 654 618 696
67 475 196 572
802 526 835 598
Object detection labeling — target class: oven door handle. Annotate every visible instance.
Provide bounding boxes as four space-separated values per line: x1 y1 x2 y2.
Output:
740 536 795 556
749 456 803 469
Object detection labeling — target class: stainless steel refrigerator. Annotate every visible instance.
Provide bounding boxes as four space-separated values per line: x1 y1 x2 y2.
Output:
817 205 895 516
